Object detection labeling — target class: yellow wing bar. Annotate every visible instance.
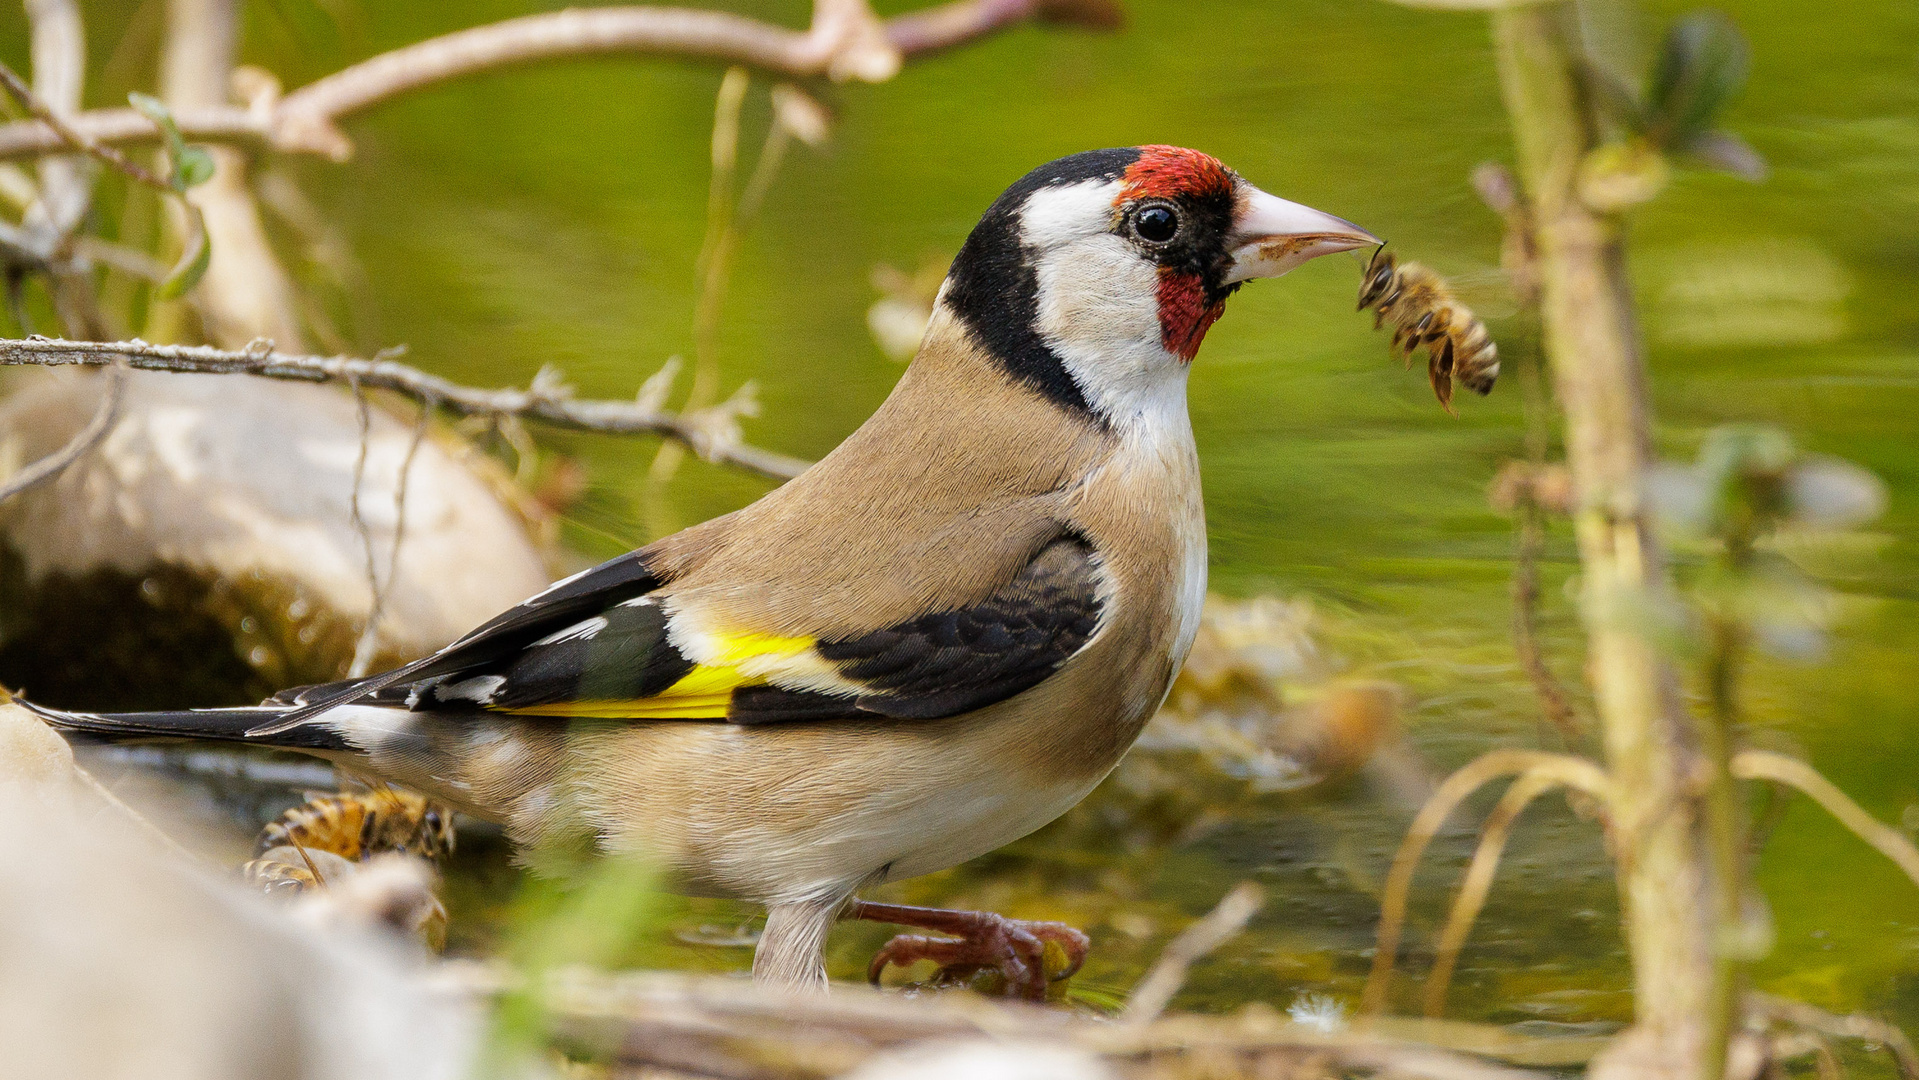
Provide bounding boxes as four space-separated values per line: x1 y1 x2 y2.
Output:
497 630 817 720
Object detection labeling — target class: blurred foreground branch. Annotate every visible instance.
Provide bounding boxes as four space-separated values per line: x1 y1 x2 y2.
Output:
0 336 810 481
446 964 1574 1079
1121 881 1264 1025
0 0 1122 163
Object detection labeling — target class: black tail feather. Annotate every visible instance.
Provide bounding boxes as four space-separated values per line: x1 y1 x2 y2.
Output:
19 698 350 752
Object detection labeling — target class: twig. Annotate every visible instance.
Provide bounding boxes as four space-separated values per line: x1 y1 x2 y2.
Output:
1731 749 1919 890
1360 749 1612 1016
0 360 124 502
0 336 810 480
1748 992 1919 1080
1121 881 1265 1025
1422 773 1559 1018
1511 494 1581 744
0 61 169 190
68 757 210 867
887 0 1122 54
345 379 377 675
0 1 1121 163
346 390 433 679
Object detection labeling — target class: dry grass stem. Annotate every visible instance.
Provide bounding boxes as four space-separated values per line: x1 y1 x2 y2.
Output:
1361 749 1612 1016
1749 992 1919 1080
0 360 123 501
1510 496 1581 743
68 759 209 867
646 66 752 498
0 336 810 480
1421 773 1560 1018
1731 750 1919 890
0 0 1120 163
1122 881 1265 1025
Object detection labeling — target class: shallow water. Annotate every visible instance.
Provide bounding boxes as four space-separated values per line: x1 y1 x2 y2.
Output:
16 0 1919 1059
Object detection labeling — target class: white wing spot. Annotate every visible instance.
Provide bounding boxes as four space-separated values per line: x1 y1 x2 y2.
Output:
527 564 596 602
616 595 657 608
532 615 608 646
437 675 507 703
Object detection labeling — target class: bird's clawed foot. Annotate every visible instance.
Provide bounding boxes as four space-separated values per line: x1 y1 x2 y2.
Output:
850 900 1089 1001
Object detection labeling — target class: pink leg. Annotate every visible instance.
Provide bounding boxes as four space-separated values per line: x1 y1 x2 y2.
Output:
849 900 1090 1001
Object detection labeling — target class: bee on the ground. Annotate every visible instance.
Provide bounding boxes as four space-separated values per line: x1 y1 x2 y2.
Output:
244 785 455 893
1356 248 1500 412
243 844 356 895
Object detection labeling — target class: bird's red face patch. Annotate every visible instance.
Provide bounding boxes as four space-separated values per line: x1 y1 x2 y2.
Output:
1118 145 1237 205
1119 147 1238 362
1156 272 1225 362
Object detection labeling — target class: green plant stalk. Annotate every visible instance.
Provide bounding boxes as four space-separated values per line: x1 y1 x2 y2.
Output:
1491 5 1734 1078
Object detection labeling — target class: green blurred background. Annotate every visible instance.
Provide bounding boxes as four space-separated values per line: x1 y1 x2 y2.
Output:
4 0 1915 1050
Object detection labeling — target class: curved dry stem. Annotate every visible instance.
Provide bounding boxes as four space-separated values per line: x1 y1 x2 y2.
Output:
1731 749 1919 890
1748 991 1919 1080
1421 773 1561 1018
1360 749 1612 1016
0 360 123 502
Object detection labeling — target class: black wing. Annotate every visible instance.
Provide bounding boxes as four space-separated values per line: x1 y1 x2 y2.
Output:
263 532 1104 729
254 551 667 731
728 533 1104 723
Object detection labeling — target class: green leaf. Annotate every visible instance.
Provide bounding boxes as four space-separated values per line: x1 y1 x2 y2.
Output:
1645 11 1751 149
128 91 202 192
1579 59 1648 139
158 207 211 299
1683 129 1768 181
127 91 186 159
174 145 215 188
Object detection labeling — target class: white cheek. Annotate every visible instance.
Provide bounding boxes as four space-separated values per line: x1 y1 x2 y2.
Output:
1033 235 1162 348
1032 236 1188 427
1019 179 1124 248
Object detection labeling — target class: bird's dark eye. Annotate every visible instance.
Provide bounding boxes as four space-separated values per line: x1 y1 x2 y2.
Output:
1133 204 1180 244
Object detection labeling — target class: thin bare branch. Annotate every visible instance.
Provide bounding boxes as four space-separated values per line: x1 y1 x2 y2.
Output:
1360 749 1612 1016
346 390 433 679
0 361 123 501
345 378 378 677
1422 773 1560 1018
69 757 210 867
0 336 809 480
0 61 170 190
884 0 1123 55
0 0 1121 162
1731 749 1919 891
1122 881 1264 1025
0 104 263 162
1507 487 1581 743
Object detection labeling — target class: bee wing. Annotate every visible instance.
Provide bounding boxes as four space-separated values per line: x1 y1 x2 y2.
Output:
1434 267 1518 320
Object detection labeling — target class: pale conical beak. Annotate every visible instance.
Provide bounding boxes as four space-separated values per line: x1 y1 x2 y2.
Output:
1224 184 1380 283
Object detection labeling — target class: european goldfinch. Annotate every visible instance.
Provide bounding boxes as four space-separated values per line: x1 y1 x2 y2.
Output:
34 146 1375 996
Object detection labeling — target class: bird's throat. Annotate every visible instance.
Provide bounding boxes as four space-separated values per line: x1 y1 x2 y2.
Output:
1155 270 1226 363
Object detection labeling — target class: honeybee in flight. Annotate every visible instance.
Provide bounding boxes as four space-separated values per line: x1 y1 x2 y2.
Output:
1356 248 1500 412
